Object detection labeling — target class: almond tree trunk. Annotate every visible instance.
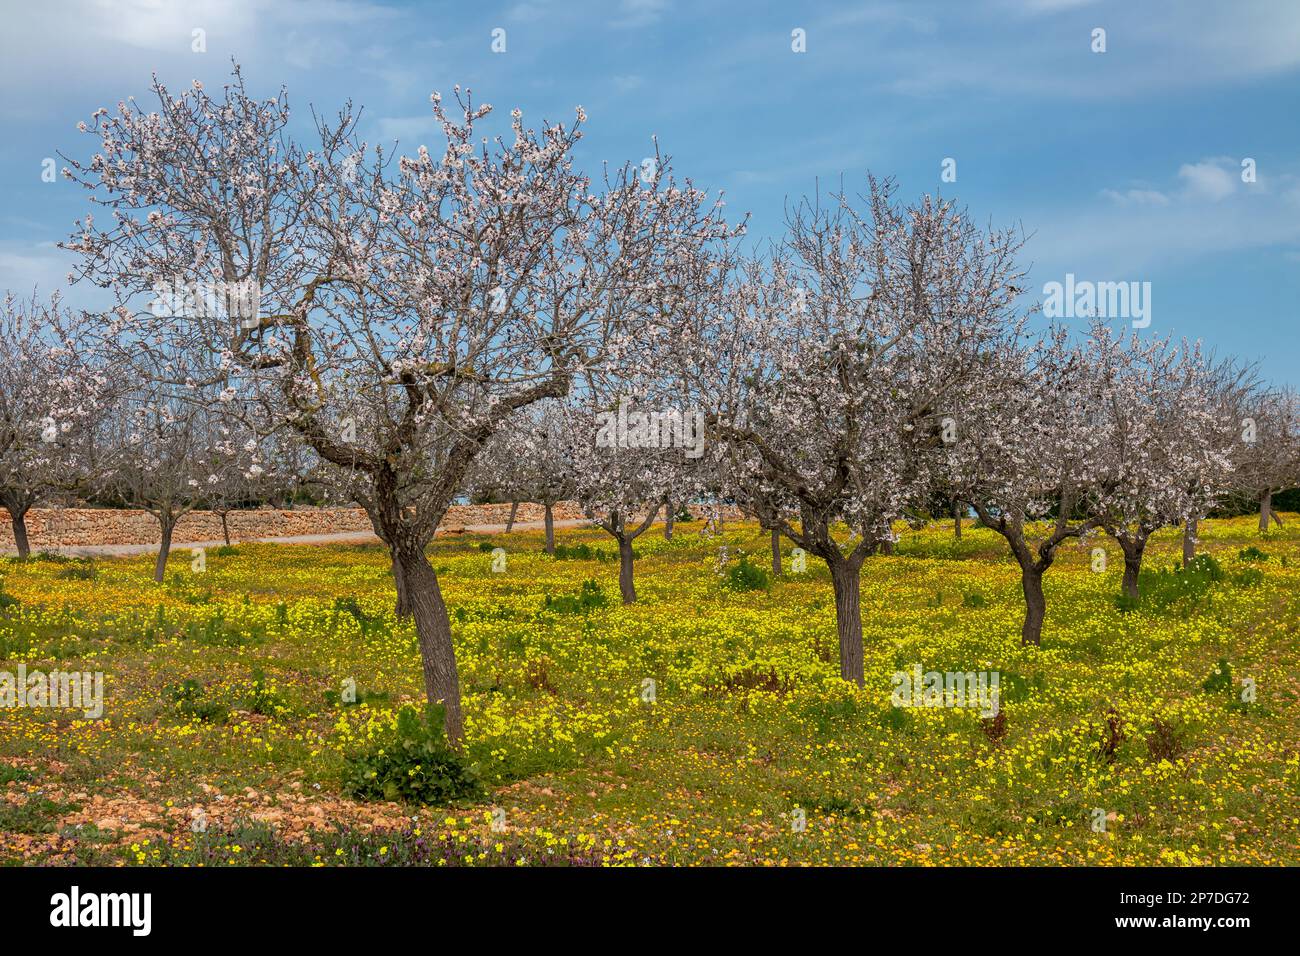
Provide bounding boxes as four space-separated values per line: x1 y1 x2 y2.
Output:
1020 562 1047 646
505 500 519 533
370 476 463 745
770 527 782 575
663 503 674 540
543 502 555 555
598 505 657 605
1260 490 1272 534
998 527 1057 647
4 503 32 559
953 501 963 540
617 536 636 604
828 557 865 683
220 511 232 546
396 544 465 746
392 556 412 618
970 498 1099 647
975 506 1070 647
153 511 176 583
1182 516 1197 567
1118 535 1148 600
1121 554 1141 599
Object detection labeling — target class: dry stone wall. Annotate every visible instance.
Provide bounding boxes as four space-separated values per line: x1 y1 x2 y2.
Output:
0 501 743 550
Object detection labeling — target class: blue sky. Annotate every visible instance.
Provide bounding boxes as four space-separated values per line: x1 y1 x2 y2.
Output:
2 0 1297 381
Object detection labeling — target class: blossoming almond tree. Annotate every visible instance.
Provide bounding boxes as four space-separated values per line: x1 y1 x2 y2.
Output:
62 67 734 743
1085 327 1238 600
1176 355 1259 565
0 293 104 558
682 178 1028 682
95 379 261 582
943 327 1104 646
471 399 577 555
1235 386 1300 534
204 429 276 547
256 426 326 511
713 430 800 576
568 389 704 604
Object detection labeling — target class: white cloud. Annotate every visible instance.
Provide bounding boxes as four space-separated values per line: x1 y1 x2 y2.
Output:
1012 0 1102 13
796 0 1300 101
1178 161 1238 201
1100 188 1171 207
0 242 76 299
507 3 549 22
0 0 406 118
1032 160 1300 276
610 0 669 29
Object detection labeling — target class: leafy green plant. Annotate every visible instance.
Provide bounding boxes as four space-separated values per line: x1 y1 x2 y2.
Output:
552 542 590 560
1115 554 1223 614
161 679 229 723
787 791 871 818
55 560 98 581
0 765 34 785
0 795 80 833
1199 658 1261 714
1202 658 1233 693
550 543 633 562
332 596 385 636
244 666 286 716
722 553 769 592
998 671 1046 704
878 705 914 733
184 612 263 647
342 704 482 805
1231 567 1265 587
167 572 213 604
797 693 861 736
1238 545 1270 562
33 551 74 564
332 595 372 622
1113 593 1140 614
543 579 608 615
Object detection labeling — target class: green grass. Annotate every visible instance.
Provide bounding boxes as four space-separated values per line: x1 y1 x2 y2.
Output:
0 515 1297 866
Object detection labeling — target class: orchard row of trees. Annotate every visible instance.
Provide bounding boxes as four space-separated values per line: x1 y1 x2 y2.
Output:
1 67 1296 743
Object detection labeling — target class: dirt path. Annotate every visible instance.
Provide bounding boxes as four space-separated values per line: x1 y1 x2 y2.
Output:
8 518 594 558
